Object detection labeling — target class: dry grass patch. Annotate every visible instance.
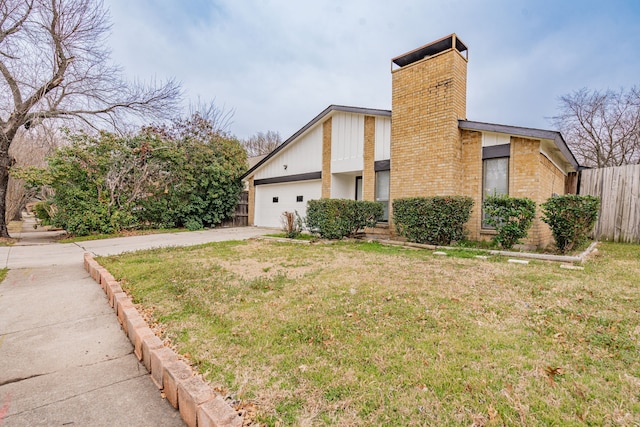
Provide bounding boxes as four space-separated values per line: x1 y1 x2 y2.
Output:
99 240 640 426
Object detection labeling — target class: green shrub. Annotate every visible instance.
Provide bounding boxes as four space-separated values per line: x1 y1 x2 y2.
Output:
393 196 474 245
33 202 53 226
184 217 204 231
541 194 600 253
483 194 536 249
305 199 383 239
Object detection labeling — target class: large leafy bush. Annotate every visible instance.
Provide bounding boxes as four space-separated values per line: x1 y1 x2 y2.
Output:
21 112 246 236
37 131 143 234
138 116 246 230
305 199 383 239
541 194 600 253
393 196 474 245
483 194 536 249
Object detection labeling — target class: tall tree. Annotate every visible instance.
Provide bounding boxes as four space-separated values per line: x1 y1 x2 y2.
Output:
552 87 640 167
0 0 180 237
242 130 282 157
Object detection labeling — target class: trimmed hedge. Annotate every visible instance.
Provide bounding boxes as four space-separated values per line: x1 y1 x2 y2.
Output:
393 196 474 245
305 199 383 239
483 194 536 249
541 194 600 253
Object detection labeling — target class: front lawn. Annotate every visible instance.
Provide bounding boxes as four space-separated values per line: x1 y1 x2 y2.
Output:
99 240 640 426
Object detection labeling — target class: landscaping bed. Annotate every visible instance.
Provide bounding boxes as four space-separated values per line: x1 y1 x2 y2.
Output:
98 240 640 426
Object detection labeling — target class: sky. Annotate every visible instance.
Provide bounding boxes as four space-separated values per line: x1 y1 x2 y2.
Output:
104 0 640 141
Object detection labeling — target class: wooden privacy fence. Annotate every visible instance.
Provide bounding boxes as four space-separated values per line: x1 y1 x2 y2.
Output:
220 191 249 227
579 164 640 243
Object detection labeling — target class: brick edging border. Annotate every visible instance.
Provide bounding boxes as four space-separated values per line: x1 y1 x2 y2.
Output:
84 253 243 427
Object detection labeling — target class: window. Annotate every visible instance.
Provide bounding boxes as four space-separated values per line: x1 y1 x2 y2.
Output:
355 176 363 201
375 170 390 221
296 195 303 202
482 157 509 228
272 197 279 203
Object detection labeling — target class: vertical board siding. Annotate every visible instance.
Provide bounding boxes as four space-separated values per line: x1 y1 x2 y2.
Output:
374 117 391 161
255 126 323 180
331 112 364 173
579 164 640 243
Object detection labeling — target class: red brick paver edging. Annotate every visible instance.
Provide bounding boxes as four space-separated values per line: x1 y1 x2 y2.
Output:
84 253 242 427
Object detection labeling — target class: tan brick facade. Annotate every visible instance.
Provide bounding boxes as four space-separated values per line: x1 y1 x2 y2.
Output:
506 137 567 247
363 116 376 202
460 130 483 240
389 45 468 224
536 154 567 246
510 137 543 245
322 118 332 198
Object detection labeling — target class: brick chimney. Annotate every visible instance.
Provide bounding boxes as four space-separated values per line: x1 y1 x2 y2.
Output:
389 34 468 206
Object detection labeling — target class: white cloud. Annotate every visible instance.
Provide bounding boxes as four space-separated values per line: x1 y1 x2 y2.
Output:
104 0 640 139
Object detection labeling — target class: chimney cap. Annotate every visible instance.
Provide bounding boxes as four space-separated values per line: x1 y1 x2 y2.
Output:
392 34 467 68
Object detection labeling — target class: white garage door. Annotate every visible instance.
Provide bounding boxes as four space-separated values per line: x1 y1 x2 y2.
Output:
255 180 322 228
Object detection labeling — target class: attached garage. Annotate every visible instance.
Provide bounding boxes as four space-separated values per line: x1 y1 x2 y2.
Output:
254 179 322 228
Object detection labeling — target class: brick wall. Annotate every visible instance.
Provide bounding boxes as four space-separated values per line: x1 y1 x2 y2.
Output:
363 116 376 201
537 154 567 246
322 118 332 198
508 137 570 247
456 134 569 247
510 137 542 246
460 129 482 240
389 48 468 225
510 137 540 200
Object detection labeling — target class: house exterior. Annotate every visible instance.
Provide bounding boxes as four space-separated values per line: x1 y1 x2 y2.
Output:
241 34 580 247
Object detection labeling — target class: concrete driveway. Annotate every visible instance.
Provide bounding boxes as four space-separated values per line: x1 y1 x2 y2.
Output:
0 218 271 426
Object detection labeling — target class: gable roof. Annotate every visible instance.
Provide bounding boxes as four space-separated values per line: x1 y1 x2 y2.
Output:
459 120 580 170
241 105 391 180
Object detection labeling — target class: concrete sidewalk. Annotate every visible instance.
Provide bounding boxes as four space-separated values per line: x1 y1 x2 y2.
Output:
0 219 271 425
0 217 274 269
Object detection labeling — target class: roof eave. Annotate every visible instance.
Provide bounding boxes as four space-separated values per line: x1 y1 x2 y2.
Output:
241 105 391 180
459 119 580 171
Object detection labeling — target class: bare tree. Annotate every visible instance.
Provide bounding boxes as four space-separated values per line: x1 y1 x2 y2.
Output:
552 87 640 167
242 130 282 157
186 98 234 136
0 0 181 237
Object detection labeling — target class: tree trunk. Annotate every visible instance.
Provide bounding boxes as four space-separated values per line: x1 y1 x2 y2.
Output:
0 132 15 238
0 158 11 238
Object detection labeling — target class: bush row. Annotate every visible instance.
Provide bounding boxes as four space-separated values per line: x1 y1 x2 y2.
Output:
284 194 599 253
390 194 599 253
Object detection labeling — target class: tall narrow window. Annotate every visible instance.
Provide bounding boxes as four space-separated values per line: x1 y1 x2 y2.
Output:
355 176 363 201
375 170 390 221
482 157 509 228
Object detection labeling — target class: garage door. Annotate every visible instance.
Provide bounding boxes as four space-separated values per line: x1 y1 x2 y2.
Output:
254 180 322 228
